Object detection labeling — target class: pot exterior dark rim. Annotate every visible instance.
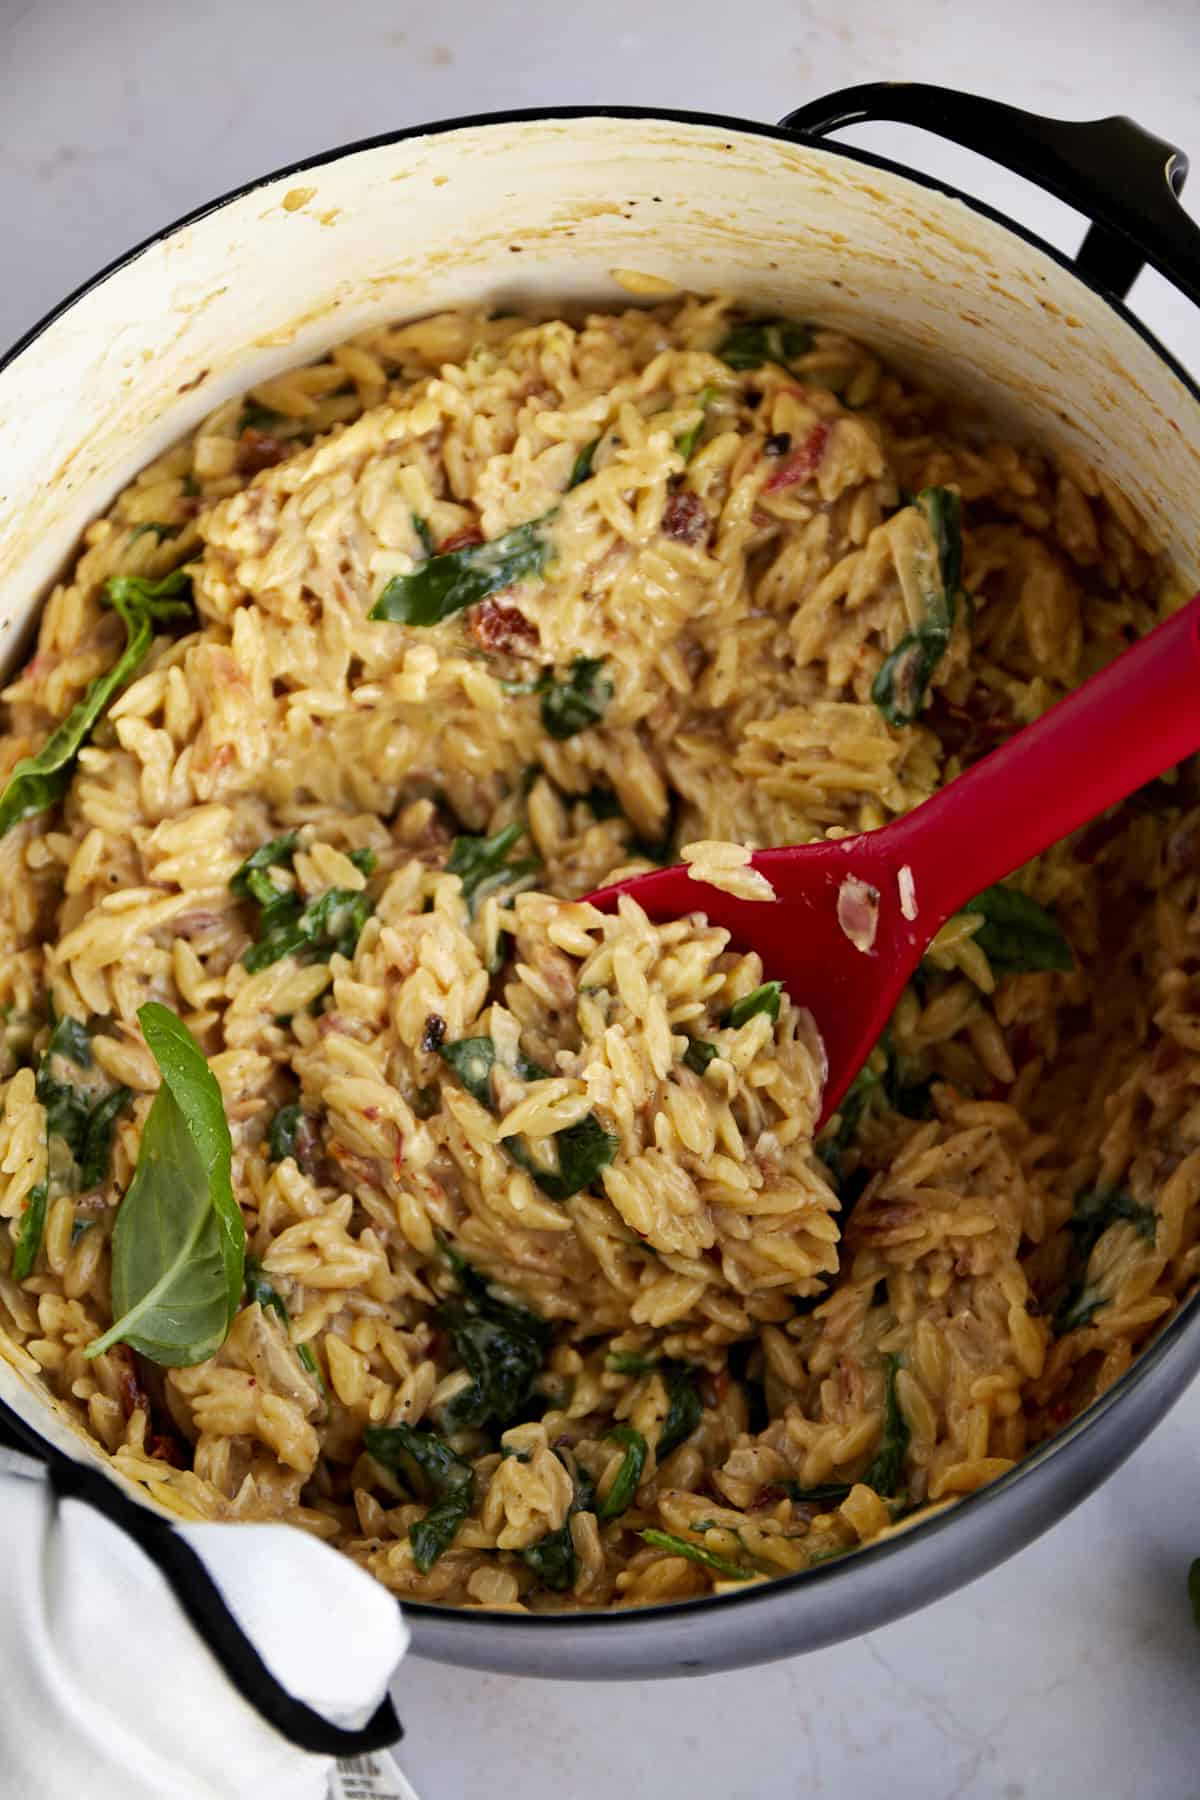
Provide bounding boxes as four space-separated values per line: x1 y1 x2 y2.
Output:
3 99 1199 1674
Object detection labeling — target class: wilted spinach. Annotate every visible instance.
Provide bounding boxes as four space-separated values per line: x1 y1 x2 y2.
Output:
434 1241 551 1435
872 487 962 727
964 884 1073 974
0 568 194 840
538 657 612 740
438 1036 617 1201
1052 1187 1157 1336
722 982 782 1029
597 1425 647 1520
657 1363 703 1460
363 1422 475 1573
717 317 813 373
861 1354 910 1496
639 1528 755 1580
445 822 540 913
370 514 555 625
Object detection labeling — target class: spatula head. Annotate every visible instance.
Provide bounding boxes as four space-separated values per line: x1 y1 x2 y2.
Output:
588 829 935 1128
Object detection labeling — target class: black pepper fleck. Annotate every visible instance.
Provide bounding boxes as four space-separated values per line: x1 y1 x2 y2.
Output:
764 432 792 458
421 1013 447 1052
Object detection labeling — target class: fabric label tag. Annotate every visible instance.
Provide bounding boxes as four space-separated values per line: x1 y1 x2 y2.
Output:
328 1750 421 1800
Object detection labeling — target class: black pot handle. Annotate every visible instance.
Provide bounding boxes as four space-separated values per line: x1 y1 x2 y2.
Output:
778 81 1200 311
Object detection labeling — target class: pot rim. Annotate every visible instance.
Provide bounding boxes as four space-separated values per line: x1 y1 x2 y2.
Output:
3 97 1198 1638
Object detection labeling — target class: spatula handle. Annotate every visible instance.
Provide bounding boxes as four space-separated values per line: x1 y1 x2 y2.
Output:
884 593 1200 920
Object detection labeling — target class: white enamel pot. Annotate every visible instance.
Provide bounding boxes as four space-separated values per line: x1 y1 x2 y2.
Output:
1 83 1200 1683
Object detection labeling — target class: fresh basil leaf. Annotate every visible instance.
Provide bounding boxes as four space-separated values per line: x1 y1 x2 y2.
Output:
77 1086 132 1191
1052 1188 1157 1337
722 982 782 1029
84 1002 242 1367
506 1113 618 1202
657 1363 702 1460
242 887 372 972
0 569 194 840
597 1425 647 1520
674 386 717 461
861 1353 910 1496
780 1480 853 1505
964 884 1073 974
370 513 555 626
717 317 812 372
363 1422 474 1573
244 1253 290 1327
872 487 962 727
230 833 298 899
683 1038 718 1075
539 657 612 741
567 438 600 490
639 1528 755 1580
412 513 435 556
445 822 540 913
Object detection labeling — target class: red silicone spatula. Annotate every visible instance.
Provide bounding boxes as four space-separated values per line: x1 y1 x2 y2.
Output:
589 594 1200 1128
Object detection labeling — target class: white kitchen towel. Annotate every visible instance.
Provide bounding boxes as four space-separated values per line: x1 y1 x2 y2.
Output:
0 1439 409 1800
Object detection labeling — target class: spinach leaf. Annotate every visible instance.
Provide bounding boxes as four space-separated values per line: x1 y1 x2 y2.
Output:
567 439 600 490
296 1341 323 1385
9 1175 47 1282
46 1016 92 1069
538 657 612 741
607 1349 658 1375
963 884 1073 974
244 1253 290 1327
1052 1188 1157 1336
817 1063 879 1180
522 1459 596 1590
242 887 372 972
83 1002 243 1367
639 1528 755 1580
411 513 435 556
268 1103 303 1163
872 487 962 727
12 1020 131 1276
437 1036 500 1108
861 1354 909 1496
780 1480 853 1506
438 1035 615 1199
77 1086 132 1191
718 317 813 372
0 569 194 840
370 514 555 626
348 847 377 876
445 822 540 913
237 402 287 435
363 1422 474 1573
722 982 782 1029
657 1363 703 1460
436 1243 550 1435
597 1425 647 1520
128 522 181 545
580 786 625 822
230 833 298 899
675 386 717 461
505 1113 619 1202
683 1038 719 1075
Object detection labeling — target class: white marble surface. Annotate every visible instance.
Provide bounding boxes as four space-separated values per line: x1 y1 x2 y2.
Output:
4 2 1200 1795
